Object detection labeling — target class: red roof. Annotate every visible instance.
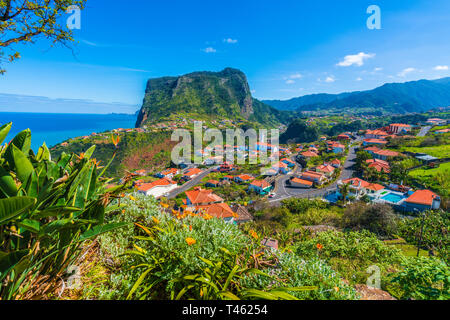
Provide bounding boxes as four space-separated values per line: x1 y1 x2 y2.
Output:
137 178 176 192
316 164 335 174
301 151 319 158
364 139 388 144
195 202 235 219
301 171 324 180
236 174 254 181
373 149 400 157
161 168 179 175
291 178 313 186
342 178 384 191
405 190 439 206
185 188 223 205
184 168 203 177
250 180 271 189
331 159 341 165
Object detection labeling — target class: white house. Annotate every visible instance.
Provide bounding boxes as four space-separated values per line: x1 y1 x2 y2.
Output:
137 178 178 198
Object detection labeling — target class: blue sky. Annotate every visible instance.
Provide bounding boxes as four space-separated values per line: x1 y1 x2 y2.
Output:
0 0 449 113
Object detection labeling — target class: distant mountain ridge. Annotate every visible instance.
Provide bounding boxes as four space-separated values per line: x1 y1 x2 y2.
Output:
263 77 450 114
135 68 290 127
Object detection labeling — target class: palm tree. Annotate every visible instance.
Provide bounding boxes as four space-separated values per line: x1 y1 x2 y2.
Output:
340 183 350 206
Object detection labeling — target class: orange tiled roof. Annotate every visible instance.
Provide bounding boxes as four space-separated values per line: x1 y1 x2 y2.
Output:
185 188 223 205
301 151 319 157
161 168 179 175
237 174 254 181
373 149 400 157
390 123 411 127
250 180 271 189
364 139 388 144
405 190 439 206
137 178 176 192
301 171 324 179
195 202 235 219
291 178 313 186
316 164 335 173
184 168 203 177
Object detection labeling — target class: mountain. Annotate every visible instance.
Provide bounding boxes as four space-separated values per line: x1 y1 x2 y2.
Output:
135 68 290 127
263 77 450 114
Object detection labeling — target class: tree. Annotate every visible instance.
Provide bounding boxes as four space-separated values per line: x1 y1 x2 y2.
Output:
342 202 399 238
0 0 86 73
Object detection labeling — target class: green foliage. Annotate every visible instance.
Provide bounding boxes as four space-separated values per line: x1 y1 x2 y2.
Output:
136 68 286 127
398 210 449 263
280 119 319 144
295 230 405 285
0 124 128 300
341 202 399 239
388 256 449 300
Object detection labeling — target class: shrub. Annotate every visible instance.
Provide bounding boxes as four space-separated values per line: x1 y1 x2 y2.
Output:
341 202 399 239
388 256 449 300
295 230 405 285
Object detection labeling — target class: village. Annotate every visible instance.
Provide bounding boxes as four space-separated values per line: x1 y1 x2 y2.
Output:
125 117 448 227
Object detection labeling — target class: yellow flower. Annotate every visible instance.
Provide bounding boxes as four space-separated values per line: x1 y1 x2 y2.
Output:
189 225 193 231
249 229 259 240
334 286 340 292
185 237 196 246
129 195 136 201
203 214 213 220
152 216 160 224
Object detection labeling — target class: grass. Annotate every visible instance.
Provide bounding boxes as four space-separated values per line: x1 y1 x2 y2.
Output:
401 144 450 159
408 162 450 196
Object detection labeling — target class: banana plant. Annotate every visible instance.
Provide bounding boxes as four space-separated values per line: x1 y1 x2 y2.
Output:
0 123 129 300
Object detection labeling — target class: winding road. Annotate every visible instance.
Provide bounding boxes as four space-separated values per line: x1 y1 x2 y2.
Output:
268 142 359 206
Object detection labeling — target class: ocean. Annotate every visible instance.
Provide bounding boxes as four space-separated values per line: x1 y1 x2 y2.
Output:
0 112 136 151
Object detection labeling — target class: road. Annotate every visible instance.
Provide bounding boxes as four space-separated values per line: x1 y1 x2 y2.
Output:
417 126 432 137
167 167 217 199
268 143 359 205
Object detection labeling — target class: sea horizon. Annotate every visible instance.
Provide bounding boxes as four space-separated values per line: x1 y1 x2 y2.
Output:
0 112 137 151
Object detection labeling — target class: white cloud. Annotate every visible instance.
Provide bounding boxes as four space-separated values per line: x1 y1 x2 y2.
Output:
223 38 238 44
324 76 335 83
285 79 295 84
289 73 302 79
374 67 383 72
337 52 375 67
434 65 449 71
356 77 363 81
398 67 416 77
203 47 217 53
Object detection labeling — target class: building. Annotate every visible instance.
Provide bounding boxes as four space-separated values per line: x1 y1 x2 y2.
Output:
232 204 253 224
137 178 178 198
205 180 219 188
301 151 319 159
182 168 203 180
404 190 441 212
329 142 345 154
338 178 385 199
194 202 236 222
134 169 148 176
272 162 290 174
366 159 391 173
363 139 388 147
290 177 313 188
234 174 255 184
316 164 335 177
184 187 224 206
156 168 180 179
330 159 341 168
248 180 272 195
372 149 400 161
280 158 296 167
426 118 446 125
300 171 326 185
389 123 411 134
365 129 389 140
